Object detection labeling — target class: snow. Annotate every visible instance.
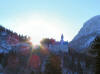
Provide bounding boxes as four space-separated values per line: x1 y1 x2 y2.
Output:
0 49 3 53
1 32 7 36
70 15 100 52
84 36 96 48
73 15 100 41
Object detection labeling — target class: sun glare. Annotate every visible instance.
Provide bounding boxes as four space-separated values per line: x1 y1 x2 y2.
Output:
13 13 62 44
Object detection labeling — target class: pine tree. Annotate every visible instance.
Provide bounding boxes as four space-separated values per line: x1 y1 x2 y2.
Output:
44 55 62 74
92 36 100 74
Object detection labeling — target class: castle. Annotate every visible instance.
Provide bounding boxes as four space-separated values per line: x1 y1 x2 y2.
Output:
48 34 69 53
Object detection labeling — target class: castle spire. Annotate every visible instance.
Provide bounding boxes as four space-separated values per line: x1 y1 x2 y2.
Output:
61 34 64 40
60 34 64 45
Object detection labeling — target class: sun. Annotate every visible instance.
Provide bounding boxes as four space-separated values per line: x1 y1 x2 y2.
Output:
12 13 63 44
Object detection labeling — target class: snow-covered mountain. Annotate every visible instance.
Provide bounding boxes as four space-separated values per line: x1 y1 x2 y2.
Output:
69 15 100 52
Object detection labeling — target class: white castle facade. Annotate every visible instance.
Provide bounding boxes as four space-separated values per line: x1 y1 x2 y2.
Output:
48 34 69 53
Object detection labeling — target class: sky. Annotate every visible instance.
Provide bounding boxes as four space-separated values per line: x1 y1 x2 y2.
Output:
0 0 100 44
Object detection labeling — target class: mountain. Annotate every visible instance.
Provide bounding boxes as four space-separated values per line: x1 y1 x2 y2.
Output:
69 15 100 52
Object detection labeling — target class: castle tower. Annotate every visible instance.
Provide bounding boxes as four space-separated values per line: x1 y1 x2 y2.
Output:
60 34 64 45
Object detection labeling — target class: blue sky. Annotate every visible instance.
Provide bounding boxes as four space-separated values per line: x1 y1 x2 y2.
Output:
0 0 100 44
